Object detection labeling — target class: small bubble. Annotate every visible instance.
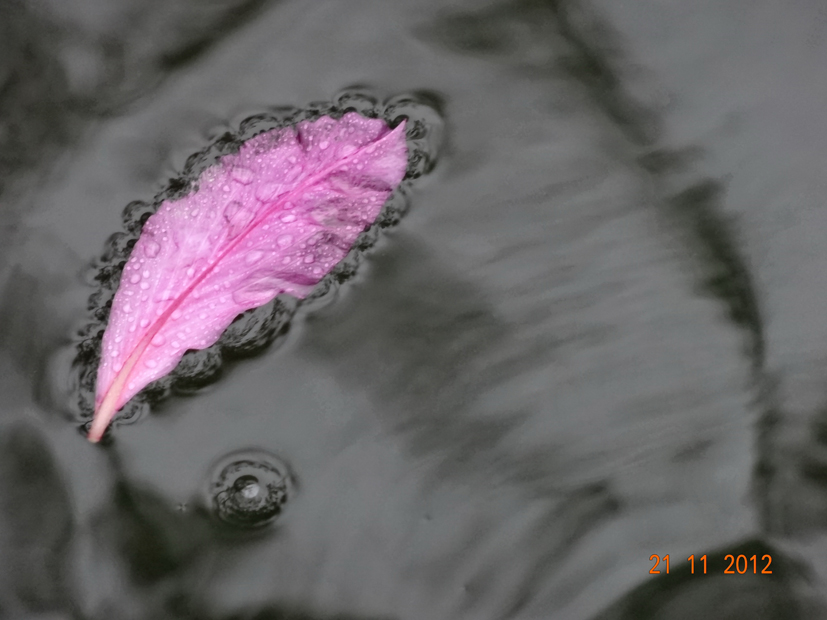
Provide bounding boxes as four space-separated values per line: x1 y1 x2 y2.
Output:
205 450 293 529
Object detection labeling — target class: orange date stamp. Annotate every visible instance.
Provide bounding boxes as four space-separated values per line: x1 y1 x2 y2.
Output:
649 554 773 575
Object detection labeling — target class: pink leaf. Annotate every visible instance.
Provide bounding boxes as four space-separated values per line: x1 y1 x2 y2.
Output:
89 113 408 442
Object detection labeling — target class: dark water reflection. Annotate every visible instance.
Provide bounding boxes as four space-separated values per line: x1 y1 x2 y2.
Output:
2 0 827 618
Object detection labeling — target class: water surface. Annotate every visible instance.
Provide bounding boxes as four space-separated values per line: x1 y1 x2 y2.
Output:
2 0 827 618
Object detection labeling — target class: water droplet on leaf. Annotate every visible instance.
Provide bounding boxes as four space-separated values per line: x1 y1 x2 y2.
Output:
143 238 161 258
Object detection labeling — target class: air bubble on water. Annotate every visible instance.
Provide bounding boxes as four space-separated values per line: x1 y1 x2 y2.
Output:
205 449 293 529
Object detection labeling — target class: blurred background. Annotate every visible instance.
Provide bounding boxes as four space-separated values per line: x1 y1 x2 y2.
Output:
2 0 827 618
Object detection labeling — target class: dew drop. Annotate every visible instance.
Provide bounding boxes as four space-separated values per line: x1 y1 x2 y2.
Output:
280 213 296 223
187 267 195 278
276 234 293 248
319 140 329 150
231 166 255 185
151 334 165 346
171 309 182 320
140 281 149 290
205 450 292 529
140 318 150 328
145 359 157 368
129 273 141 284
143 238 161 258
245 250 264 265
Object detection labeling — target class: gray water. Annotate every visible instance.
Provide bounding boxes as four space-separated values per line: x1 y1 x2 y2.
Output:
2 0 827 618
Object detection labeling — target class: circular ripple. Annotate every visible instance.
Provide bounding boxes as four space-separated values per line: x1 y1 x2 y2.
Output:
206 450 293 529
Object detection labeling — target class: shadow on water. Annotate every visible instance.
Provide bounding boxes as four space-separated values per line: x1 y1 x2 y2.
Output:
0 424 75 618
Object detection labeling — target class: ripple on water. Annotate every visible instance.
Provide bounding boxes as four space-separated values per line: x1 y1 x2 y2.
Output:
205 449 293 529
